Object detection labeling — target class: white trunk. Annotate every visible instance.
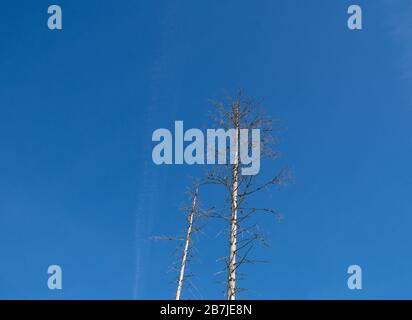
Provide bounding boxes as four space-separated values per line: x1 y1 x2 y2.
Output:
175 189 198 300
227 107 239 300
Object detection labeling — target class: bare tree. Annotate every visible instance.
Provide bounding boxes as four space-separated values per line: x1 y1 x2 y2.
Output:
175 185 198 300
154 182 211 300
206 90 290 300
155 90 289 300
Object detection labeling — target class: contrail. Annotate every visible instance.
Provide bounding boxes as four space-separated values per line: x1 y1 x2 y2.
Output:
133 1 180 299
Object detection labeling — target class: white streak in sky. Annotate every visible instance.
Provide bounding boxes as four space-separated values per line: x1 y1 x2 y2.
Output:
133 1 180 299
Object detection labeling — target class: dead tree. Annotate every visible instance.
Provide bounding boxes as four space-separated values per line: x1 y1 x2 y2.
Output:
153 182 211 300
175 185 198 300
206 90 290 300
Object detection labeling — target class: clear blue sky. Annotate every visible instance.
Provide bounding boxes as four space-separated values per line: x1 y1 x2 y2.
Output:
1 0 412 299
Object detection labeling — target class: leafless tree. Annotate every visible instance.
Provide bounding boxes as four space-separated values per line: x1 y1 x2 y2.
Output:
153 182 211 300
205 90 290 300
175 185 199 300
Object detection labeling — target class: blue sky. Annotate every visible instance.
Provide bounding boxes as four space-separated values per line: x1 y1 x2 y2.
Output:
1 0 412 299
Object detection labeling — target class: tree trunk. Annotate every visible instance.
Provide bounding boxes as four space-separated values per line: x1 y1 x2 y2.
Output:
227 103 239 300
176 188 198 300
